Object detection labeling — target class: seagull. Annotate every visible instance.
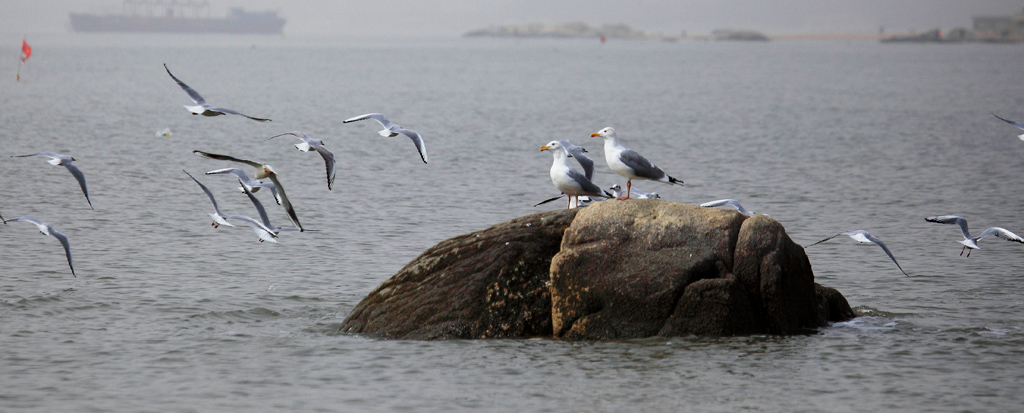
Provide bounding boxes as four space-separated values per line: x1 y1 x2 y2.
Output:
806 230 908 276
205 167 281 205
193 150 303 232
925 215 1024 257
237 179 302 234
590 127 683 200
540 140 609 209
700 199 760 216
534 195 597 208
343 113 428 163
183 170 278 243
533 140 598 207
12 152 93 209
163 63 270 122
265 131 336 190
992 112 1024 140
2 216 75 277
609 184 659 200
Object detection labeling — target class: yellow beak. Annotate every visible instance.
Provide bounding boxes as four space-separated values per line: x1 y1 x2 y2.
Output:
590 132 601 137
539 145 551 151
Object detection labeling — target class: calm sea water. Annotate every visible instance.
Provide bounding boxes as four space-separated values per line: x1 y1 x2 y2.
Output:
1 33 1024 411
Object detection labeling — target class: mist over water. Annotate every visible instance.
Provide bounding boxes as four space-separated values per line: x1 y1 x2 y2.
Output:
1 35 1024 411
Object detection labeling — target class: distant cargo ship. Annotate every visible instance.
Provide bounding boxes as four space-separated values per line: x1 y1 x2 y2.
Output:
70 0 285 35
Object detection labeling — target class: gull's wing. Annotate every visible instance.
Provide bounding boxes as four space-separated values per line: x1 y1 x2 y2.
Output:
183 170 228 218
205 106 271 122
63 163 93 209
225 215 279 242
193 150 264 169
12 152 61 160
48 227 75 277
858 231 909 277
264 173 303 232
265 131 304 143
976 227 1024 244
206 167 251 183
992 113 1024 130
926 215 970 239
312 145 337 190
534 194 566 207
559 140 594 180
397 128 428 163
239 179 272 228
566 168 606 198
343 113 392 129
806 232 844 247
163 63 207 105
618 149 667 181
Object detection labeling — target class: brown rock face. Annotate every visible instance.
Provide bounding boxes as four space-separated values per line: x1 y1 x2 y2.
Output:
339 209 578 339
340 200 854 340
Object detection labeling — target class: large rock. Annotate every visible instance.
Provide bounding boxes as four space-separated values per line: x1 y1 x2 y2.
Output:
339 200 854 340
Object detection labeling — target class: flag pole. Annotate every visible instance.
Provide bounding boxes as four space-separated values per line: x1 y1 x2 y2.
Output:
16 59 21 82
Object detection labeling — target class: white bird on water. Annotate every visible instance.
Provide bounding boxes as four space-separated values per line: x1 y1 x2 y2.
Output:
193 150 303 232
265 131 337 190
925 215 1024 257
343 113 428 164
590 127 683 199
12 152 93 209
992 113 1024 140
2 215 76 277
540 140 609 209
806 230 908 276
183 170 278 243
163 63 271 122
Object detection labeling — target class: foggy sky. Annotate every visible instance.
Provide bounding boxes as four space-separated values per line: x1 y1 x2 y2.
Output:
4 0 1023 38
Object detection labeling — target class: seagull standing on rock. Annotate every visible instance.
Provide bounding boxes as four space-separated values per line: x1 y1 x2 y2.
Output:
540 140 609 209
590 127 683 200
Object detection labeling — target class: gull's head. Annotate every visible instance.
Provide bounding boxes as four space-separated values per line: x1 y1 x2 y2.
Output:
591 127 615 139
540 141 563 152
262 165 277 176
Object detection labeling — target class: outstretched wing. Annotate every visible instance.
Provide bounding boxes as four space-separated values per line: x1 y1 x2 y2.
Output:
239 180 272 228
806 232 843 247
264 173 303 232
534 194 566 207
48 227 76 277
63 163 93 209
397 128 428 164
344 113 392 130
193 150 264 169
859 232 909 277
977 227 1024 244
312 145 337 190
205 106 271 122
926 215 970 239
164 64 207 105
993 113 1024 130
183 170 227 217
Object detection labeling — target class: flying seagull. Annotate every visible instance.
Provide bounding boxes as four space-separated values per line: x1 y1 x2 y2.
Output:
700 199 762 216
925 215 1024 257
590 127 683 200
806 230 908 276
343 113 428 163
265 131 336 190
540 140 609 209
193 150 303 232
2 216 75 277
204 167 281 205
992 112 1024 140
163 63 270 122
183 170 278 243
12 152 93 209
237 179 302 234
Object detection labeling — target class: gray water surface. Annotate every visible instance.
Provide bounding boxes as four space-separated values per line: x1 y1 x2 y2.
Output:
2 35 1024 412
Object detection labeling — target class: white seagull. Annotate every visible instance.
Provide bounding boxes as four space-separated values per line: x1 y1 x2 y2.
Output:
590 127 683 200
700 199 760 216
540 140 609 209
806 230 908 276
265 131 337 190
343 113 428 163
925 215 1024 257
609 184 660 200
12 152 93 209
992 113 1024 140
2 216 76 277
193 150 303 232
163 63 270 122
238 179 302 234
183 170 278 243
533 140 598 207
204 167 281 205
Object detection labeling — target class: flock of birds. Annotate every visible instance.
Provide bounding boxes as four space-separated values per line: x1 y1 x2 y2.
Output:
3 63 1024 278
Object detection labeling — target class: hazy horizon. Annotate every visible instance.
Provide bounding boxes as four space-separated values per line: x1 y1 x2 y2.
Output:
3 0 1024 38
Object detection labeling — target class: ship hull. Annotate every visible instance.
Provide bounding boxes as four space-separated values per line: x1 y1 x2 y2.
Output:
69 13 285 34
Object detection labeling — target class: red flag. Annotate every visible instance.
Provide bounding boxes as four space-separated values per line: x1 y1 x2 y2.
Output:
21 39 31 62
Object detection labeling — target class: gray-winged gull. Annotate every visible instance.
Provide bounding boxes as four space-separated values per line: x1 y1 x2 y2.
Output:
193 150 303 232
2 215 76 277
590 127 682 199
343 113 427 163
266 131 336 190
540 140 609 209
164 63 270 122
183 170 278 243
12 152 93 209
806 230 908 276
925 215 1024 257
